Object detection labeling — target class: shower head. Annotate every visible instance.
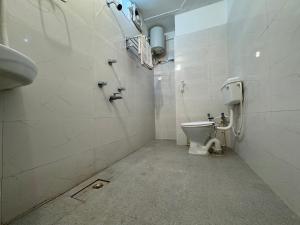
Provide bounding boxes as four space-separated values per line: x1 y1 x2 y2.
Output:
106 0 123 11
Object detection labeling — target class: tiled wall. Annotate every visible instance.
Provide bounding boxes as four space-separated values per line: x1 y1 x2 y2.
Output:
227 0 300 216
154 34 176 140
174 25 229 145
175 0 227 36
154 62 176 140
0 0 154 223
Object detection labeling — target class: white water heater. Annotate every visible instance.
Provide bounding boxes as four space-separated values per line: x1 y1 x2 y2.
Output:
150 26 165 56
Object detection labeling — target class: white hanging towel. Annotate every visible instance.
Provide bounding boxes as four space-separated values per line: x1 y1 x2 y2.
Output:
138 35 153 69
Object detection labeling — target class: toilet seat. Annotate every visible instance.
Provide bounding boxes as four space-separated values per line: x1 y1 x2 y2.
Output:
181 121 215 128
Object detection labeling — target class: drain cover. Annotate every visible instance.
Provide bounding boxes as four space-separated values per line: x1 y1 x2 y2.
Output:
92 182 104 189
71 179 109 201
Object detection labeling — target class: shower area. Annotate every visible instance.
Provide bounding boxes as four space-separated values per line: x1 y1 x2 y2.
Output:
0 0 300 224
0 0 155 223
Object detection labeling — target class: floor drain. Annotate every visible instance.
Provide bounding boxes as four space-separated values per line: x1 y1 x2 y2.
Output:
71 179 110 202
92 182 104 189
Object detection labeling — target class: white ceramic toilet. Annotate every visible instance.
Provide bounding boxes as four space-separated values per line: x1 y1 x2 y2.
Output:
181 121 218 155
181 76 243 156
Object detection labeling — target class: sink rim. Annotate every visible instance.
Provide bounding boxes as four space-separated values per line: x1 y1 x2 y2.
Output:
0 44 38 90
0 43 38 72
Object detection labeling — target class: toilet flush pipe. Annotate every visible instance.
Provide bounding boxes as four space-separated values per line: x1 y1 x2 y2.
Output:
217 108 234 131
203 138 222 153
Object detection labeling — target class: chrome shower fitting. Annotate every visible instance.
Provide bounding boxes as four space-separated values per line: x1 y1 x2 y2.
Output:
109 93 122 102
98 81 108 88
207 113 214 122
117 87 126 92
107 59 117 66
106 0 123 11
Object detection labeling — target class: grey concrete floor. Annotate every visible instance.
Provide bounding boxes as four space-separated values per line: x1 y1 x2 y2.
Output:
9 141 300 225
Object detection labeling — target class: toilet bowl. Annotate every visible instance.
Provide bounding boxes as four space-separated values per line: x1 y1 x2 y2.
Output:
181 121 221 155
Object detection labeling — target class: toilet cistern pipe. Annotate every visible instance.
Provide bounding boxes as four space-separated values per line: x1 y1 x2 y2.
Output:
203 138 222 154
217 108 234 131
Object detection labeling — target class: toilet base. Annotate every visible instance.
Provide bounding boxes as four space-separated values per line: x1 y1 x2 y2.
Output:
188 138 222 156
188 141 209 155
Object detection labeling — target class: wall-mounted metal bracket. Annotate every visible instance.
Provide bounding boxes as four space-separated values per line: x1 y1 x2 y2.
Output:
117 87 126 93
98 82 108 88
107 59 117 66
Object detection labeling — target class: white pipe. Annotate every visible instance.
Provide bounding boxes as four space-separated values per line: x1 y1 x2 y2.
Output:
217 109 234 131
189 138 222 155
233 100 244 137
204 138 222 153
216 106 243 137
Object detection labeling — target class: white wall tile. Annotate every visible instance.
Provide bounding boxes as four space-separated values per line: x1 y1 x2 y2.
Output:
154 45 176 140
3 119 95 177
2 149 95 222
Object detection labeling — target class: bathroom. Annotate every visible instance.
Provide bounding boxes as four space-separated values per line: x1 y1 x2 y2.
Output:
0 0 299 224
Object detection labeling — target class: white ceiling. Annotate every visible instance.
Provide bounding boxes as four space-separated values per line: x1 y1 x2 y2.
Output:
132 0 222 32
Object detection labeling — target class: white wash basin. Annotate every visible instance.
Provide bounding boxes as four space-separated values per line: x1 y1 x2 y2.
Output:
0 44 37 90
